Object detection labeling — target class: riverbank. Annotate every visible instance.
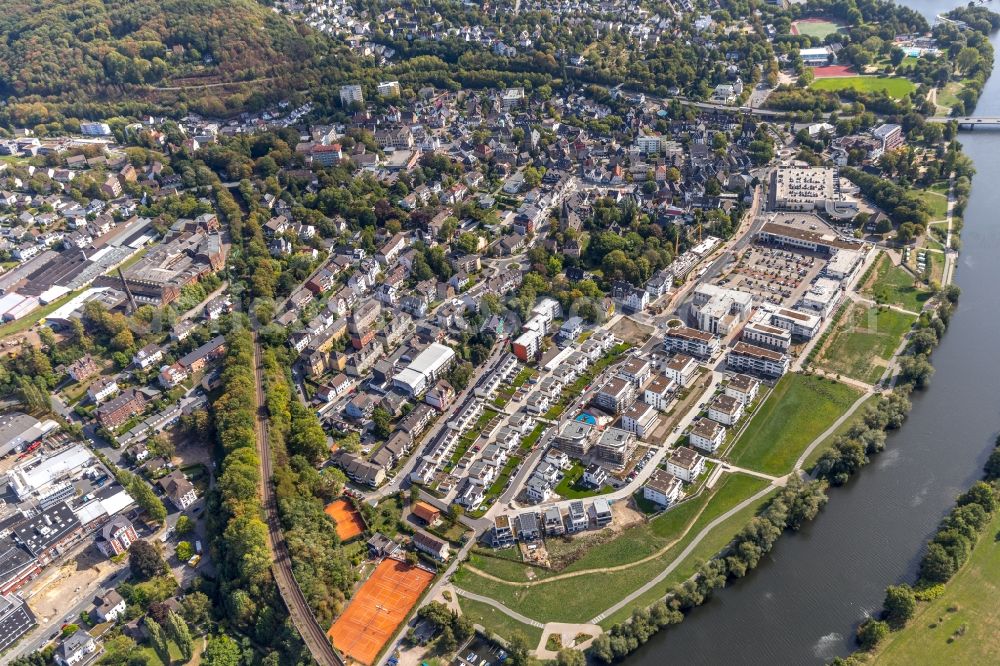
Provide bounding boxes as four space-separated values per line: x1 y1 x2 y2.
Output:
624 28 1000 666
451 295 945 657
872 503 1000 665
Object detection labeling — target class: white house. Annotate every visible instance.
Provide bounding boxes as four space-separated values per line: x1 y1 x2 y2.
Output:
643 373 676 411
525 476 553 503
582 464 609 488
689 417 726 454
567 500 588 532
643 469 684 507
621 401 659 439
708 394 744 426
87 377 119 404
617 356 652 388
543 449 571 470
725 374 760 405
413 531 450 560
132 343 163 370
663 353 699 388
55 630 97 666
666 446 705 482
94 590 126 623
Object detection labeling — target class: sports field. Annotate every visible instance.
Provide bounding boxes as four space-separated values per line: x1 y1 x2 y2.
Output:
812 64 856 79
328 559 435 665
325 498 366 542
791 18 842 39
810 76 916 99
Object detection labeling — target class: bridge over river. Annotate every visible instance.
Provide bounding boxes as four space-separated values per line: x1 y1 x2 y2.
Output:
927 116 1000 128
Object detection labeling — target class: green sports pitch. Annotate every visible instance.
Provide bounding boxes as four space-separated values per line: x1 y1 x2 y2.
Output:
810 76 916 99
791 19 842 39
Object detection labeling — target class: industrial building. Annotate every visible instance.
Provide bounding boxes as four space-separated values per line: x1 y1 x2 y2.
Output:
0 413 59 457
758 214 866 256
392 343 456 396
7 445 94 507
93 215 225 305
0 594 36 652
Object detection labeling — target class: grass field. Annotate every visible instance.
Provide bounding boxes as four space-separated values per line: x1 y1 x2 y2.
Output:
599 489 773 627
453 473 771 624
865 254 932 313
816 304 917 384
729 374 862 476
923 235 946 252
802 393 881 470
874 510 1000 665
457 596 544 646
792 18 842 39
810 76 916 99
916 187 950 220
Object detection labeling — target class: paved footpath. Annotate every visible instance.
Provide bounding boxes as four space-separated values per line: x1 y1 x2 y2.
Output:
795 392 874 471
453 588 544 628
590 483 777 624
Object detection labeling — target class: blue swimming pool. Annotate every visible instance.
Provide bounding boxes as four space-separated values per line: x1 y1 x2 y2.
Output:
575 413 597 425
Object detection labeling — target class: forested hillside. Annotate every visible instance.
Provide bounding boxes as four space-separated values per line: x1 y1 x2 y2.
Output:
0 0 333 118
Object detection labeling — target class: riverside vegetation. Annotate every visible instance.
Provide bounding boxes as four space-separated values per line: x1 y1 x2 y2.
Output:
586 286 960 663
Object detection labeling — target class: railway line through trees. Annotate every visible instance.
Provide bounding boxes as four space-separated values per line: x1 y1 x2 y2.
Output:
252 331 345 666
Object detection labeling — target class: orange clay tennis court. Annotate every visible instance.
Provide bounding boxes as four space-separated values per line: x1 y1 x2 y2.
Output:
328 559 435 665
325 498 366 542
811 64 856 79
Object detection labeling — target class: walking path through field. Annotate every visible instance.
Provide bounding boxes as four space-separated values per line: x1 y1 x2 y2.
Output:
796 392 875 471
589 483 777 624
463 480 746 588
848 291 921 317
454 588 544 628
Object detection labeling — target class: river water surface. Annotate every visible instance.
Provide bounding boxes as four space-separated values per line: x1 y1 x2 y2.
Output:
627 3 1000 664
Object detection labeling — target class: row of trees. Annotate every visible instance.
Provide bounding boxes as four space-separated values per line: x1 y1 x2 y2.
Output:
816 287 959 485
206 322 310 661
590 478 828 662
263 344 357 629
843 474 998 658
813 391 911 485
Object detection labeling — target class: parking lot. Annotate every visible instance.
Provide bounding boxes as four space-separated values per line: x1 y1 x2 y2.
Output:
716 243 825 307
453 635 509 666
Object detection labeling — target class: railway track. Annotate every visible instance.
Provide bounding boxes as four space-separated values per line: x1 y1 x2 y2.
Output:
252 333 345 666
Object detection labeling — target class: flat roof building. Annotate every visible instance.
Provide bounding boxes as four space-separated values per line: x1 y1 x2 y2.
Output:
393 343 456 396
0 412 47 457
758 214 866 255
691 284 754 335
0 593 36 652
554 420 596 457
7 444 92 507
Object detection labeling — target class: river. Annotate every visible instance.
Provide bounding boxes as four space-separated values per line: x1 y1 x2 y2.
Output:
627 4 1000 664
